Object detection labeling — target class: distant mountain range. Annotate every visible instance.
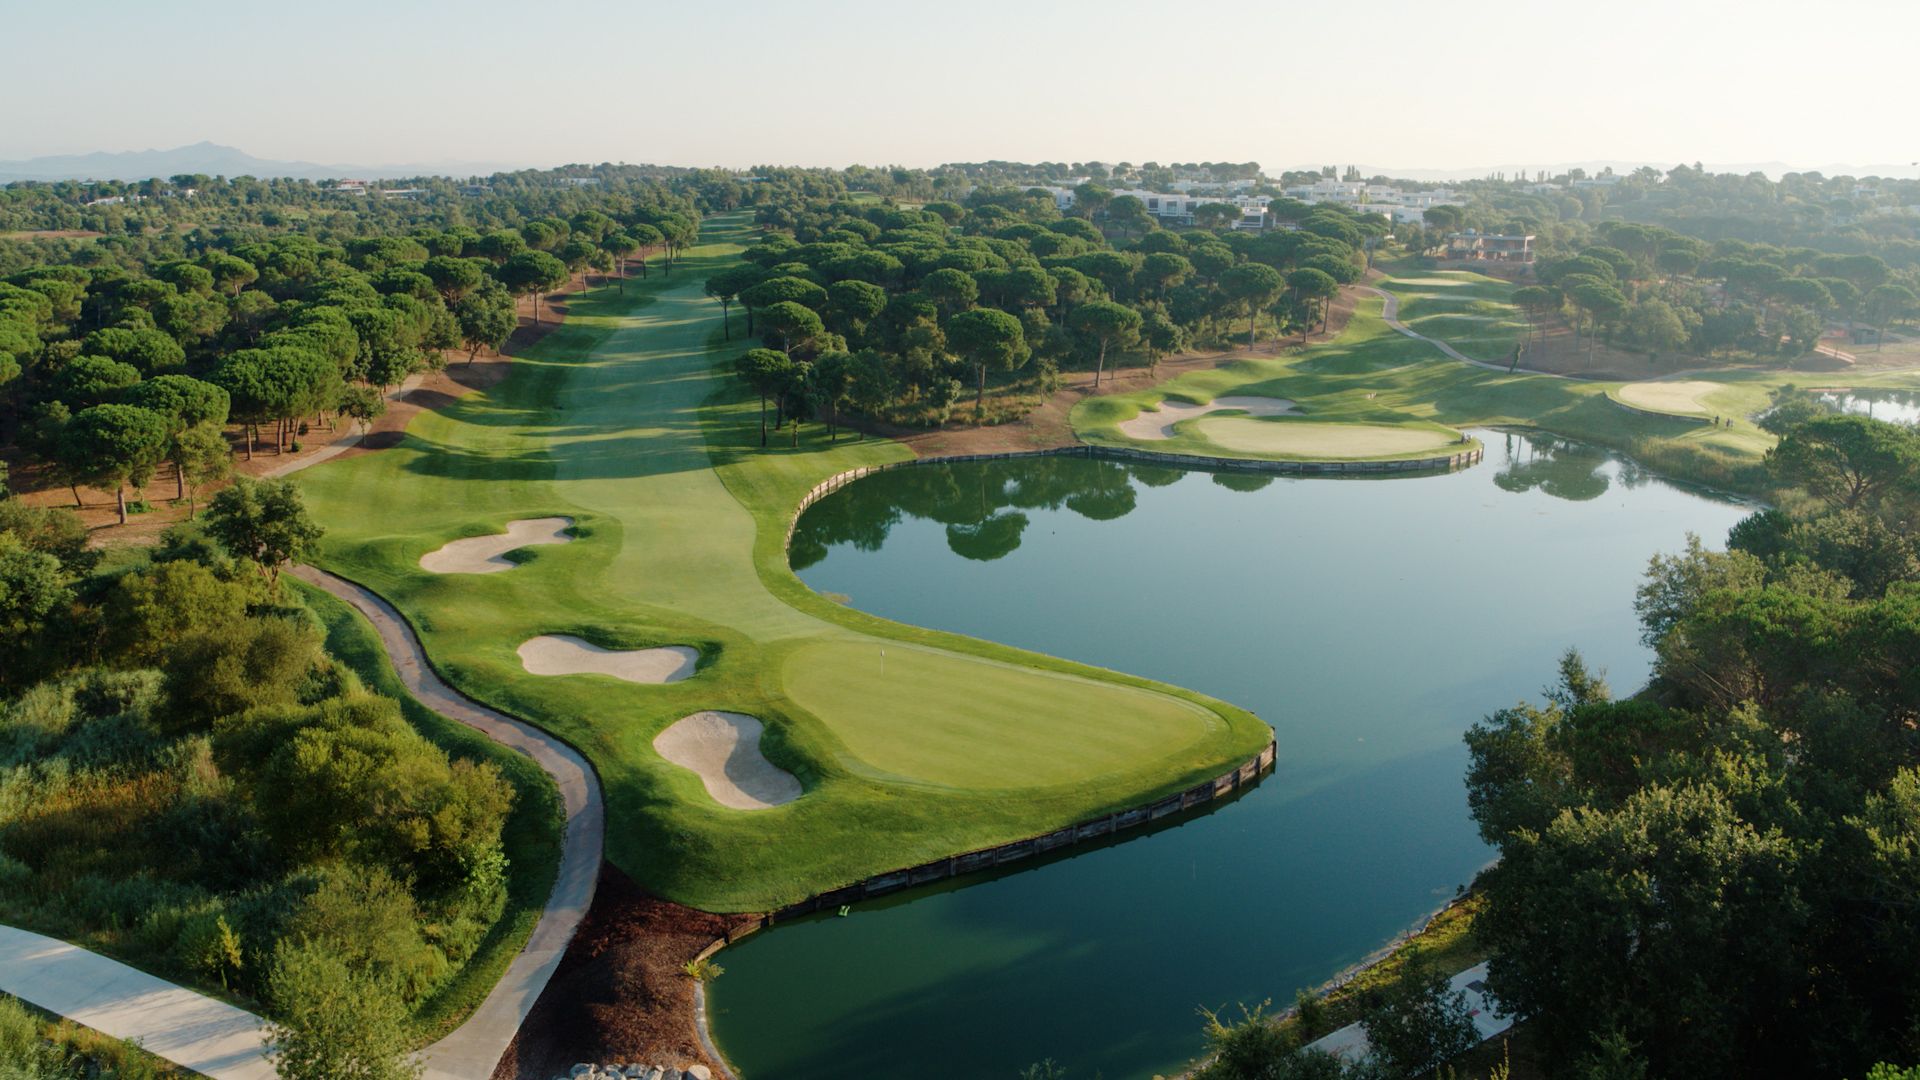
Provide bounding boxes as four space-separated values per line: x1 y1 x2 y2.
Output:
0 141 526 183
1293 160 1920 182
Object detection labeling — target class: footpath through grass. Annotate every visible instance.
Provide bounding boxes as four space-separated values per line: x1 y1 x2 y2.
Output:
1076 268 1920 491
295 215 1270 911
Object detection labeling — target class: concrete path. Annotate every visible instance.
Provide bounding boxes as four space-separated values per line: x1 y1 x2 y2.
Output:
290 565 605 1080
259 372 427 479
1304 961 1514 1062
0 927 274 1080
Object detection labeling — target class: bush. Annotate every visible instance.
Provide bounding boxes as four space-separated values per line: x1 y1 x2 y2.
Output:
266 939 420 1080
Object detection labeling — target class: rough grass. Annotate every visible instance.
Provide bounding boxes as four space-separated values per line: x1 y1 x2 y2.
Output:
291 579 564 1043
1077 270 1920 493
293 215 1271 912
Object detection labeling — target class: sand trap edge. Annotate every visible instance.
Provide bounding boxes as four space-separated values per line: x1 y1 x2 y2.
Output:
419 517 574 574
653 711 802 811
517 635 699 684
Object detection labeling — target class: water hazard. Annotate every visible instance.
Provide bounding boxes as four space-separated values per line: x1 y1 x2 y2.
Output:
710 431 1751 1079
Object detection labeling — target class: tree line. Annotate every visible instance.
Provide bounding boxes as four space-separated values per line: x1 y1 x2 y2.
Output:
1509 221 1915 364
0 179 701 520
720 185 1377 436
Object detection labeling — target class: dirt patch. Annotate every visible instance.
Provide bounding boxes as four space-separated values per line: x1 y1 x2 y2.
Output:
490 864 755 1080
654 712 801 810
1116 395 1299 440
518 636 698 684
420 518 573 574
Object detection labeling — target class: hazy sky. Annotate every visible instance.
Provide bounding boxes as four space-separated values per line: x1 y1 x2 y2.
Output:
8 0 1916 173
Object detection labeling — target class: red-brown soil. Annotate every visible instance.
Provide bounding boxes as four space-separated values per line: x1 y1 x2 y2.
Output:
490 865 755 1080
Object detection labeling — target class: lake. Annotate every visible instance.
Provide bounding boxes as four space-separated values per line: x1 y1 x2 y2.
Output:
709 431 1751 1080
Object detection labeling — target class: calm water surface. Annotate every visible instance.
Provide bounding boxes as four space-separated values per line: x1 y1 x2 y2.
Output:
710 431 1750 1080
1819 389 1920 425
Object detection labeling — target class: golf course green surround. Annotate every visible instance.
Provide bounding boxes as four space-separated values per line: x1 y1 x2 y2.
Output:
1076 268 1920 485
295 215 1271 911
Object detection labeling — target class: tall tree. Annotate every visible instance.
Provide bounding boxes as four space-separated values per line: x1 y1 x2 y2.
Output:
946 308 1029 423
734 348 793 447
1221 263 1285 348
1070 301 1142 389
494 251 569 326
60 404 169 524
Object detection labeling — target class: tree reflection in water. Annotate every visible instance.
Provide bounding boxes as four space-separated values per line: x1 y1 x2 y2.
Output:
1491 429 1640 503
791 456 1155 566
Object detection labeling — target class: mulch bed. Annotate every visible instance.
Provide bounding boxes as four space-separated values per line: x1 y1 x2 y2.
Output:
491 865 755 1080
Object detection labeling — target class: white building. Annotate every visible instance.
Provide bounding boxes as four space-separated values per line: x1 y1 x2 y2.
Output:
1283 180 1461 216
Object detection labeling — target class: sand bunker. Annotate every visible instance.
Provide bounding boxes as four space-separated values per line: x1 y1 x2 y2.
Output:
654 711 801 810
1118 396 1299 440
420 517 573 574
517 635 698 683
1198 419 1458 458
1616 380 1722 417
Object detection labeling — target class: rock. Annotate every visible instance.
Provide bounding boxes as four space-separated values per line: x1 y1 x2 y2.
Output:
685 1067 713 1080
572 1067 593 1079
660 1070 683 1080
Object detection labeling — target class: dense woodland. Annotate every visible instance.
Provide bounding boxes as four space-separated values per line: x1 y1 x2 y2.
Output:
0 479 529 1077
1458 404 1920 1077
720 182 1379 431
0 169 701 515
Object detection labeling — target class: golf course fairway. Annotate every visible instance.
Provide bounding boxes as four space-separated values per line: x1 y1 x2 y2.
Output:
295 215 1270 911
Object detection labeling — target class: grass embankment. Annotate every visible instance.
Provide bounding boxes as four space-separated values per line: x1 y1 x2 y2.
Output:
0 992 183 1078
294 214 1271 912
291 580 564 1042
1080 269 1920 491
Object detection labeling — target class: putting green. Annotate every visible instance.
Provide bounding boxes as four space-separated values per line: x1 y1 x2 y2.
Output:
781 639 1219 790
1614 380 1724 418
295 215 1270 910
1197 418 1459 458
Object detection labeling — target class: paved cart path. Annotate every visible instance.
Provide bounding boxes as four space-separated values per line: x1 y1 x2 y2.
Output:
290 565 605 1080
1 415 604 1080
0 928 274 1080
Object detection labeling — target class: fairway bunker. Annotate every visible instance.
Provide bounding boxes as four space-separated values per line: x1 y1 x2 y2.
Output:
654 711 801 810
1118 395 1299 440
420 517 573 574
518 635 698 684
1615 380 1722 417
